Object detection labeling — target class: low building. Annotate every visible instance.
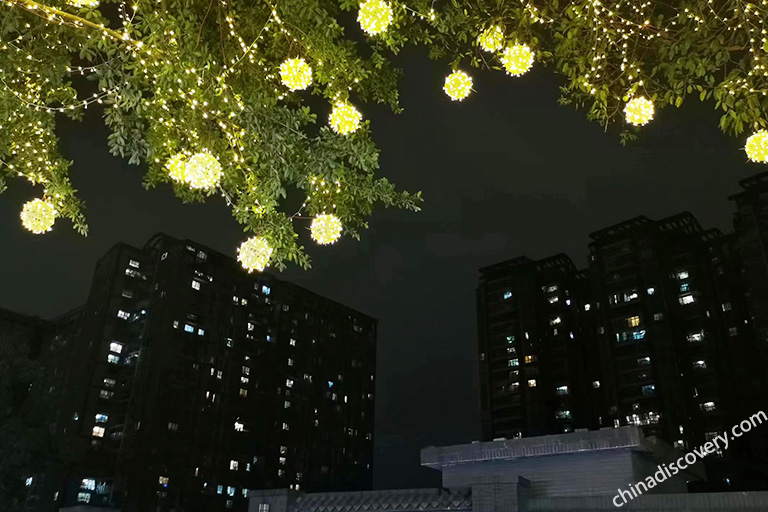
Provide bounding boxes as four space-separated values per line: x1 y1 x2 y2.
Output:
248 426 768 512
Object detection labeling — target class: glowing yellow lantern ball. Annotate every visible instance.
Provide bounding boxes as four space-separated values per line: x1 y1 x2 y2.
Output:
746 130 768 163
501 44 535 77
311 214 343 245
443 70 473 101
329 102 362 135
20 198 57 234
279 58 313 91
166 153 187 183
478 26 505 53
358 0 393 36
624 96 655 126
184 151 222 190
237 236 273 273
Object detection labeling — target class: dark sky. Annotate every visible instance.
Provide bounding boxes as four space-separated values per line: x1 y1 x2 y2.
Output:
0 49 759 489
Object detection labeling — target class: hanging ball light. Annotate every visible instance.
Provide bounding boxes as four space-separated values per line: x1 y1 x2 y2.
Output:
279 58 313 91
329 102 362 135
478 26 505 53
184 151 222 190
310 214 343 245
624 96 655 126
237 236 273 272
745 130 768 163
166 153 188 183
358 0 393 36
20 198 57 234
501 44 535 76
443 70 473 101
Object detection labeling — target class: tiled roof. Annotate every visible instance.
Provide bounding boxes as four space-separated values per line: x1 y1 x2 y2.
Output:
293 487 472 512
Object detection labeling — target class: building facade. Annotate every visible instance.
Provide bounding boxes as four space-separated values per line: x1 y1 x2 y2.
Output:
45 234 376 512
248 427 768 512
477 211 766 489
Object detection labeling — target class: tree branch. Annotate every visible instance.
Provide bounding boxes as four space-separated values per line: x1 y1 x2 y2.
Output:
7 0 134 44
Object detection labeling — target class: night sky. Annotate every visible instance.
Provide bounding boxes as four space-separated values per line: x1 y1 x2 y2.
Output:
0 48 759 489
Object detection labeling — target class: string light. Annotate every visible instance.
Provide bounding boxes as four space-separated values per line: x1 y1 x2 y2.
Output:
478 26 505 53
745 130 768 163
310 214 343 245
237 236 273 272
624 96 655 126
20 198 56 234
279 58 313 91
357 0 393 36
166 153 188 183
443 70 473 101
501 44 535 77
329 102 362 135
69 0 99 7
184 151 222 190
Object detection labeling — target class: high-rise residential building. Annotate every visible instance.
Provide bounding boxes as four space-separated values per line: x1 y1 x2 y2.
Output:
477 212 764 488
44 233 376 512
477 254 597 441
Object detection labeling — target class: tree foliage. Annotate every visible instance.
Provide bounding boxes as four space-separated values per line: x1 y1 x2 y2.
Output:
1 0 766 268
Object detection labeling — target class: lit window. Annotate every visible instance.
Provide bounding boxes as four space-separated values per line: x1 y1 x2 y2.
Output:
286 378 294 388
104 378 116 388
279 457 286 465
555 410 572 419
676 271 689 280
503 291 513 300
259 505 271 512
288 358 294 367
241 376 249 384
95 413 108 423
234 421 244 432
129 259 140 269
556 385 569 395
77 492 91 503
680 283 690 292
729 327 738 336
184 324 194 333
227 486 235 496
161 252 168 260
99 390 113 399
548 296 559 304
242 366 250 375
243 489 249 498
632 330 647 340
267 335 272 342
528 379 537 388
284 401 291 409
282 422 289 431
687 331 704 343
592 380 601 389
122 289 133 298
647 287 655 295
217 370 223 380
262 285 271 295
280 445 288 454
506 335 515 344
654 313 663 321
693 360 707 370
508 359 519 367
584 304 591 311
168 422 178 432
197 328 205 336
230 460 239 471
525 355 536 364
192 280 201 290
550 317 562 325
700 401 716 412
239 388 248 397
278 469 285 477
92 426 105 438
117 310 130 320
107 354 119 364
109 342 123 354
289 338 296 346
638 357 651 366
81 478 96 491
722 302 732 311
642 384 656 396
546 285 558 293
217 485 223 495
627 316 640 327
510 382 520 390
159 476 169 486
679 294 695 305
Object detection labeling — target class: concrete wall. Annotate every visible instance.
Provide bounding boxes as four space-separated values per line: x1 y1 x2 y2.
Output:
528 491 768 511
